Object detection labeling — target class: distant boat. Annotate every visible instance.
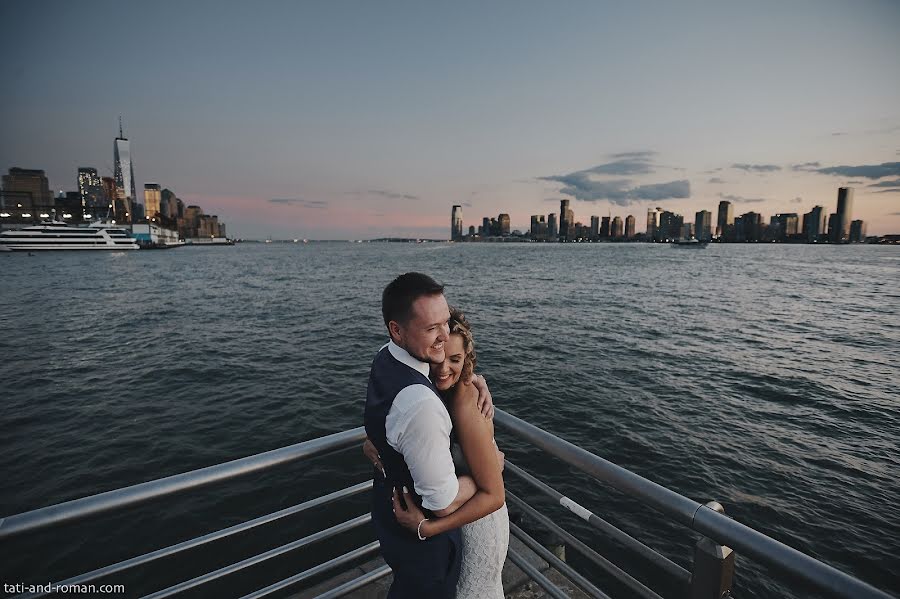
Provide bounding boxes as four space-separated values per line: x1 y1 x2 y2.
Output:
0 222 139 251
671 238 709 248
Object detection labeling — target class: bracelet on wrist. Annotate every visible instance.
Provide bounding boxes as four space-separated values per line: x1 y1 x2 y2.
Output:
417 518 429 541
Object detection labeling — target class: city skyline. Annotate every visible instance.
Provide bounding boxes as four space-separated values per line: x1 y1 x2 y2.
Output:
2 1 899 239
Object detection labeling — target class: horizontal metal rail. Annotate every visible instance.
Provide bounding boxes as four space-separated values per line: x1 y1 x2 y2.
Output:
507 548 570 599
495 409 894 599
141 514 371 599
312 564 392 599
239 541 381 599
506 459 691 587
18 480 372 598
0 426 367 541
507 491 662 599
510 521 611 599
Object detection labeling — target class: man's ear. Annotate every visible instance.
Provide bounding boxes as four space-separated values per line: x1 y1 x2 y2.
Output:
388 320 402 343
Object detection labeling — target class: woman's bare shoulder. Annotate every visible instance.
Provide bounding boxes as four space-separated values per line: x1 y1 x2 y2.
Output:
448 380 479 414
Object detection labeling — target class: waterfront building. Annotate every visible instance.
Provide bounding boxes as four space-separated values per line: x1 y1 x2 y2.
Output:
590 215 599 241
849 220 867 243
559 199 570 241
77 168 104 218
451 205 463 240
499 213 510 237
625 214 635 238
736 212 762 242
646 207 662 239
611 216 623 238
682 223 695 240
769 213 799 242
827 213 839 243
803 206 827 242
530 215 547 240
2 168 53 211
144 184 162 220
547 213 558 240
482 217 491 237
598 216 609 239
836 187 853 243
658 211 683 242
468 225 476 237
717 200 734 238
695 210 712 241
113 119 137 208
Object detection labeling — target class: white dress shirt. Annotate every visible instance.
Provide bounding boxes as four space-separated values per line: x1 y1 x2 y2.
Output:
384 341 459 512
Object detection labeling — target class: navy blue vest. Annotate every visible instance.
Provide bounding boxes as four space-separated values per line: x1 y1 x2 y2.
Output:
364 344 461 598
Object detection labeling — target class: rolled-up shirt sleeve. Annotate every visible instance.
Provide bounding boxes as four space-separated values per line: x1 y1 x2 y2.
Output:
386 384 459 512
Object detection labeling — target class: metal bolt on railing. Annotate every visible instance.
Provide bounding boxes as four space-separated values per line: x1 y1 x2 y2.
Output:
689 501 735 599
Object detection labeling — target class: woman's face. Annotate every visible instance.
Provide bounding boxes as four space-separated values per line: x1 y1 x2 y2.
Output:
431 333 465 391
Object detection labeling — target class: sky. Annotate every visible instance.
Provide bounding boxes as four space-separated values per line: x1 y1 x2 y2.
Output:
2 0 899 239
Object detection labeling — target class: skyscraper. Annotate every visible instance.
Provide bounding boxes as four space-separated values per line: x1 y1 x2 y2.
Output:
559 199 573 241
144 183 162 220
695 210 712 241
849 220 867 243
658 211 683 241
600 216 610 238
717 201 734 238
547 213 558 240
803 206 827 242
77 168 104 218
646 207 662 240
625 214 635 238
836 187 853 243
114 118 137 208
498 213 510 236
590 215 599 241
451 205 463 240
611 216 623 238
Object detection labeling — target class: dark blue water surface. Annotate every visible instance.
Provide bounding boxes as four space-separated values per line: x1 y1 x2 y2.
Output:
1 243 898 598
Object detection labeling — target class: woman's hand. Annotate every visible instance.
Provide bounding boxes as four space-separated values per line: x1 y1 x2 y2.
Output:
392 486 430 538
362 437 385 477
469 374 495 419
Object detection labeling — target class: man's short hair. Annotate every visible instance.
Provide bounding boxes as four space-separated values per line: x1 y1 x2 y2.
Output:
382 272 445 328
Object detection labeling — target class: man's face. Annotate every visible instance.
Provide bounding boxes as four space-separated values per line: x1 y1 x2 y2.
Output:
392 294 451 364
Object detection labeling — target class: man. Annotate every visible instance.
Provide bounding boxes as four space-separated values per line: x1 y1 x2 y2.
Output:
364 272 493 599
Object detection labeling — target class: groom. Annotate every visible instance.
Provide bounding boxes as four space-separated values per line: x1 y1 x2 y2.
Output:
364 272 491 599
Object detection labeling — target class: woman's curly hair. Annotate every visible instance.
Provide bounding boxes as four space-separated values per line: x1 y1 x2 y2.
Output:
448 307 477 383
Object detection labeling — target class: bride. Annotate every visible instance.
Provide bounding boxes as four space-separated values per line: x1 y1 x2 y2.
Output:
367 308 509 598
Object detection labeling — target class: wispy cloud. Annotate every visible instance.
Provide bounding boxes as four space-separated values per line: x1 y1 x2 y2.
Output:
868 178 900 188
538 172 690 205
790 197 803 204
832 132 848 136
708 177 727 184
367 189 420 201
813 162 900 179
848 180 863 184
718 193 766 204
888 212 900 215
791 162 821 172
875 189 900 194
270 198 328 209
731 163 782 173
462 202 473 207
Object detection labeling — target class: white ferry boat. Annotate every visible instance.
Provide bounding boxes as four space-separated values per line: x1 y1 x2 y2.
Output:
0 222 139 251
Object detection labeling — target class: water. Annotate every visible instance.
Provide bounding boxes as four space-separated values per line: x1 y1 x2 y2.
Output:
1 243 898 598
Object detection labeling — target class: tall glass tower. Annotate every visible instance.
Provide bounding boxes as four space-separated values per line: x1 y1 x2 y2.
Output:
114 117 136 206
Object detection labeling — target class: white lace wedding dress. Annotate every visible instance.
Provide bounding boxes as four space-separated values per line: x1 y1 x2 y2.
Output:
452 443 510 599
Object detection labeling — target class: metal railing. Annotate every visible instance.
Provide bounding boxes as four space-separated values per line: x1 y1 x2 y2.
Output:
0 410 894 599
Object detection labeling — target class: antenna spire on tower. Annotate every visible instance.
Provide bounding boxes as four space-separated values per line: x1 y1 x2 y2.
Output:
118 116 124 138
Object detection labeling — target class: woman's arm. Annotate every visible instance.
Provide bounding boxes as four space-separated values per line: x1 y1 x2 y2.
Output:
395 383 504 537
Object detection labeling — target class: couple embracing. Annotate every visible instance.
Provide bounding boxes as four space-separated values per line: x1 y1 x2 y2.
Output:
363 272 509 598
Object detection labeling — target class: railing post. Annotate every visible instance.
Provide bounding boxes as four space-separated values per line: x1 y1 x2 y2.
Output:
690 501 735 599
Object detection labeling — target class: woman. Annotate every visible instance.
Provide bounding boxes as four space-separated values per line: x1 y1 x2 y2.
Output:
364 308 509 599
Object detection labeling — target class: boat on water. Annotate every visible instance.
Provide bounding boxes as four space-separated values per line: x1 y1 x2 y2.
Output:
671 238 709 247
0 222 139 251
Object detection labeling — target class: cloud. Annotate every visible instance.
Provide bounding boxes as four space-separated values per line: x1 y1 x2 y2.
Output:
718 193 766 204
848 180 863 184
708 177 727 184
367 189 420 201
813 162 900 179
875 189 900 194
609 151 657 159
538 172 689 206
462 202 473 207
888 212 900 215
868 178 900 188
790 197 803 204
832 132 847 136
270 198 328 209
791 162 821 172
731 163 782 173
